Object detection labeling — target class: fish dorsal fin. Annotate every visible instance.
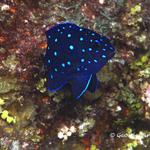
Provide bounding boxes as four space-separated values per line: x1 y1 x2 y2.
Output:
88 74 100 92
70 75 92 99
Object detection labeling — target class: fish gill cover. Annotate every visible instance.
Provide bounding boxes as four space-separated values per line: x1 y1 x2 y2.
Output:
44 22 115 99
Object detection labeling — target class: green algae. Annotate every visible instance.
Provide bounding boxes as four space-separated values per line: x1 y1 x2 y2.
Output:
97 65 117 83
130 3 142 15
0 47 6 53
0 110 16 124
78 117 95 137
0 77 20 94
139 67 150 79
13 101 36 128
2 55 19 72
130 53 150 70
90 144 99 150
117 86 141 111
0 98 5 105
36 78 46 93
52 91 65 103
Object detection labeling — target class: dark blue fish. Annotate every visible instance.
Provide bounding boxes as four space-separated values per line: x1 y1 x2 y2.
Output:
44 22 115 99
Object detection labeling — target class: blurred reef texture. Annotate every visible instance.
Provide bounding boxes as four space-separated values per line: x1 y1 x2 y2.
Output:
0 0 150 150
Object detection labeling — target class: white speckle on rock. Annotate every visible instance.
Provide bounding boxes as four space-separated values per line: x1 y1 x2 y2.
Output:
10 140 20 150
99 0 105 5
1 4 10 11
70 126 76 133
66 131 72 136
57 125 77 141
57 132 64 139
116 106 122 112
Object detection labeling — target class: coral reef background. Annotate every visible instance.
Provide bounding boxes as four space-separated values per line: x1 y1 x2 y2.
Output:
0 0 150 150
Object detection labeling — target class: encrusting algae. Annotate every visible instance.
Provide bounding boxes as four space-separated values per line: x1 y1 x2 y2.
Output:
0 0 150 149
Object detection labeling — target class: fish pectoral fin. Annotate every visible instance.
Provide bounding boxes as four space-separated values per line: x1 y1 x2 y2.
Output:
88 74 100 92
47 74 68 92
70 74 93 99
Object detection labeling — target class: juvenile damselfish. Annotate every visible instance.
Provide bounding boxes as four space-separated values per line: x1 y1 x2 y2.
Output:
44 22 115 99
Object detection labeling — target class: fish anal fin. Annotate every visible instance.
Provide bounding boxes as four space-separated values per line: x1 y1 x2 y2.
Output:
70 75 92 99
88 74 100 92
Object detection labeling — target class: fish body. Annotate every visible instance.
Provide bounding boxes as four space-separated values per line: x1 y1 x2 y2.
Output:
44 22 115 99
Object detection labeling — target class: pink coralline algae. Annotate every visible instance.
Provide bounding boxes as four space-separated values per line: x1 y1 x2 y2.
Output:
142 84 150 107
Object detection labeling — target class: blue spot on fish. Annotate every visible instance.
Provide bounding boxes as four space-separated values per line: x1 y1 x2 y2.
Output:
54 68 58 72
55 38 58 42
67 61 71 65
94 59 98 63
77 67 80 71
80 37 84 41
50 74 53 79
48 59 51 63
82 49 85 52
67 34 71 38
61 63 65 67
81 58 85 62
102 55 106 58
44 22 115 99
54 51 58 56
88 48 92 51
69 45 74 50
